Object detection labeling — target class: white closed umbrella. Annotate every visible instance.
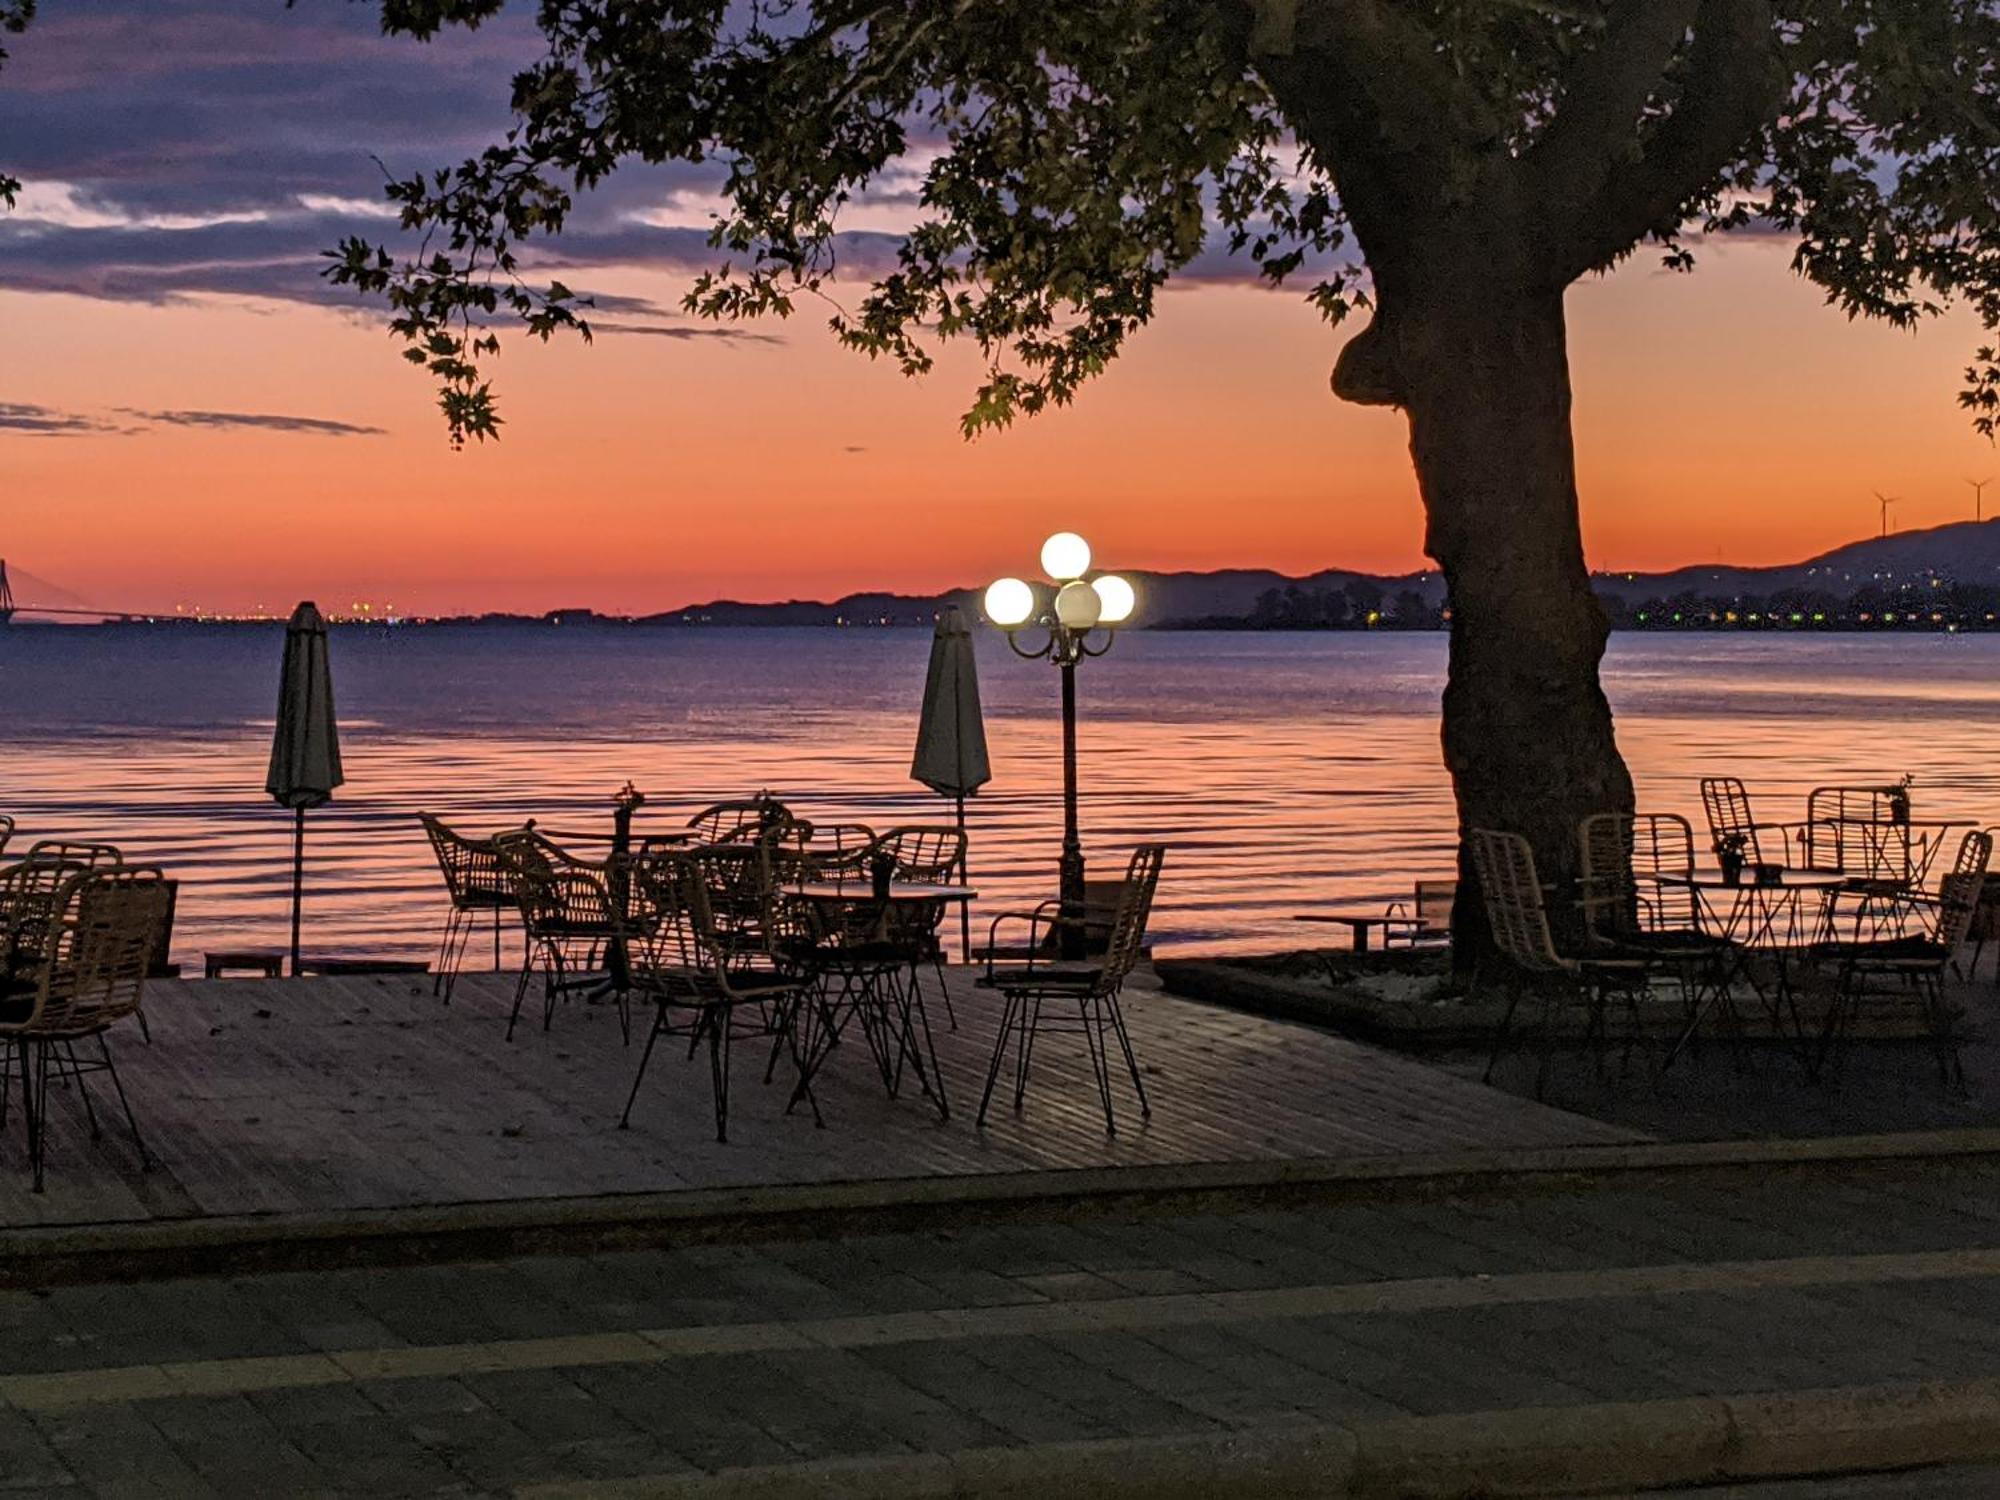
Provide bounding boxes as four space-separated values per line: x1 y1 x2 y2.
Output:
911 604 991 961
267 601 344 976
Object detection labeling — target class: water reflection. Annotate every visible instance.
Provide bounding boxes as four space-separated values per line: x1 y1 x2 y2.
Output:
3 627 1997 962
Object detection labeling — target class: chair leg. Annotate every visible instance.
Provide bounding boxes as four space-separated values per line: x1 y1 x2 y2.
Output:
1013 993 1044 1110
1485 982 1523 1084
506 957 535 1042
98 1035 151 1171
1080 994 1118 1134
931 957 957 1031
620 1005 667 1129
61 1042 101 1141
977 992 1021 1127
433 907 459 998
1104 988 1150 1120
708 1006 733 1144
27 1041 49 1193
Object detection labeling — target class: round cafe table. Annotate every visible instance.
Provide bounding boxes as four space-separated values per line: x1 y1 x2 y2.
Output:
788 884 976 1120
1653 868 1846 1067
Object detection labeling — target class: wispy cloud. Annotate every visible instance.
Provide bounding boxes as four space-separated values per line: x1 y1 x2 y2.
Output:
0 401 131 437
593 323 781 344
120 408 386 436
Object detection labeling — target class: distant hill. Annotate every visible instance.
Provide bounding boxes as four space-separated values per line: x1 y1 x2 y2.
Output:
644 518 2000 630
1591 518 2000 606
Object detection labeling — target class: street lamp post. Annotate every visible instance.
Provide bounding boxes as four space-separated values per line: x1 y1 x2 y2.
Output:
984 534 1136 961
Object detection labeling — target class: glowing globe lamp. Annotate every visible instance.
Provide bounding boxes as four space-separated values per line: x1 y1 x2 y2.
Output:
1091 574 1135 625
984 577 1036 628
1040 532 1092 582
1054 580 1102 630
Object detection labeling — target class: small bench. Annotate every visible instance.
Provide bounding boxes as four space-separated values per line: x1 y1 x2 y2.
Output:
204 950 284 979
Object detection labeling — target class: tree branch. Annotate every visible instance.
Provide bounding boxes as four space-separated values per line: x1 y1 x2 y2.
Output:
1522 0 1699 208
1544 0 1779 286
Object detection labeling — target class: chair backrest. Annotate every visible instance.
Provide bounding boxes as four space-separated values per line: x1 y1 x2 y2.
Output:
1578 813 1697 944
871 826 966 884
13 868 172 1036
685 798 794 846
1936 830 1993 954
25 840 123 869
0 857 93 962
1470 829 1569 974
1413 880 1457 933
797 822 877 883
1802 785 1907 881
1699 777 1765 864
0 815 12 859
691 843 782 950
419 812 515 904
494 831 610 933
1098 845 1166 988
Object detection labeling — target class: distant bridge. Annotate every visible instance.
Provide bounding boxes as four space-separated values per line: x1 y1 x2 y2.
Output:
0 561 157 623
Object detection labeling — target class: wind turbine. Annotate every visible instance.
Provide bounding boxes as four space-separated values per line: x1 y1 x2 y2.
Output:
1874 491 1898 538
1970 477 1994 523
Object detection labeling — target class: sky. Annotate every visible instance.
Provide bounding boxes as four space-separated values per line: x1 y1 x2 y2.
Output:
3 2 1997 616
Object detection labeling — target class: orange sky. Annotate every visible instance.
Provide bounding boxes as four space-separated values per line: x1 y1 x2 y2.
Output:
5 236 1996 616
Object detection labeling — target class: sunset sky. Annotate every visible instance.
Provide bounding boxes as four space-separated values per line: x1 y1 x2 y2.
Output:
3 3 1997 616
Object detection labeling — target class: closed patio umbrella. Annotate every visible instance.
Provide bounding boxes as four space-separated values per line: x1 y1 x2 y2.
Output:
267 601 344 976
911 604 991 961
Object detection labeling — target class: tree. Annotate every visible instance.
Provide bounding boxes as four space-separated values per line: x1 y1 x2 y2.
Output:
309 3 2000 952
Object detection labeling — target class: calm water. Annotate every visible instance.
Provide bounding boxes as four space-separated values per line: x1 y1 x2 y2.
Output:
3 626 1998 964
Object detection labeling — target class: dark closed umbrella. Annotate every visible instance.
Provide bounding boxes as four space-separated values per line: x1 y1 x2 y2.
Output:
911 604 990 960
267 601 343 975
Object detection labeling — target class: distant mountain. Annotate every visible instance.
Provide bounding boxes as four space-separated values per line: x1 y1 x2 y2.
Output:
644 565 1448 630
1591 518 2000 606
644 518 2000 630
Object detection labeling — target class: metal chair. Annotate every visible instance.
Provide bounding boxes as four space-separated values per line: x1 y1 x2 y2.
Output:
1579 813 1737 1058
494 831 626 1043
616 850 812 1143
0 867 171 1192
870 825 968 1028
975 845 1164 1134
1810 829 1991 1087
1472 829 1650 1098
1699 777 1805 872
418 813 519 1001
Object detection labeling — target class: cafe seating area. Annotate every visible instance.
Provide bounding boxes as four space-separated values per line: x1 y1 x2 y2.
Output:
1473 778 1996 1095
406 794 1169 1148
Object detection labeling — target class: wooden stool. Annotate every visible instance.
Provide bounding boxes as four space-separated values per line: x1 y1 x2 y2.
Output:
204 950 284 980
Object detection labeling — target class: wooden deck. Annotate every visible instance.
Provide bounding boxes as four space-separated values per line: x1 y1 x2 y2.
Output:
0 968 1638 1229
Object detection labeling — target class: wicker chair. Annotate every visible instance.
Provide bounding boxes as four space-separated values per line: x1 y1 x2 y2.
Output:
616 850 812 1142
494 831 625 1043
0 868 171 1191
418 813 519 1001
1472 829 1651 1098
0 816 12 859
975 845 1165 1134
1809 828 1991 1087
1578 813 1734 1021
23 840 124 868
685 798 794 847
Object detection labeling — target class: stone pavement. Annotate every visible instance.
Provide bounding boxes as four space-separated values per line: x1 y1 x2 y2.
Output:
7 1155 2000 1495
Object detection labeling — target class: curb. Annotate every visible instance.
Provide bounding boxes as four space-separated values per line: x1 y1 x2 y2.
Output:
516 1376 2000 1498
8 1127 2000 1287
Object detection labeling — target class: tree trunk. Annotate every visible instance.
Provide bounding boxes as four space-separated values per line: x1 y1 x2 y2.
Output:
1360 287 1635 968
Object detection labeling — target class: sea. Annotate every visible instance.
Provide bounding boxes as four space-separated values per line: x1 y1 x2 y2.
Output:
3 625 1998 966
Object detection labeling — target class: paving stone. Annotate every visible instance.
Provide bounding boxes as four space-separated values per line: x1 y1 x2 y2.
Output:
0 1403 76 1492
28 1407 218 1500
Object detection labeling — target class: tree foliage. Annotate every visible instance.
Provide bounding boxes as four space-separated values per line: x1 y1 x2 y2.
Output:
0 1 35 208
307 1 2000 447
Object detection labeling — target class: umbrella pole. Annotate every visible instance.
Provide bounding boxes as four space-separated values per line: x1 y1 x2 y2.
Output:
289 805 306 978
955 794 971 964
